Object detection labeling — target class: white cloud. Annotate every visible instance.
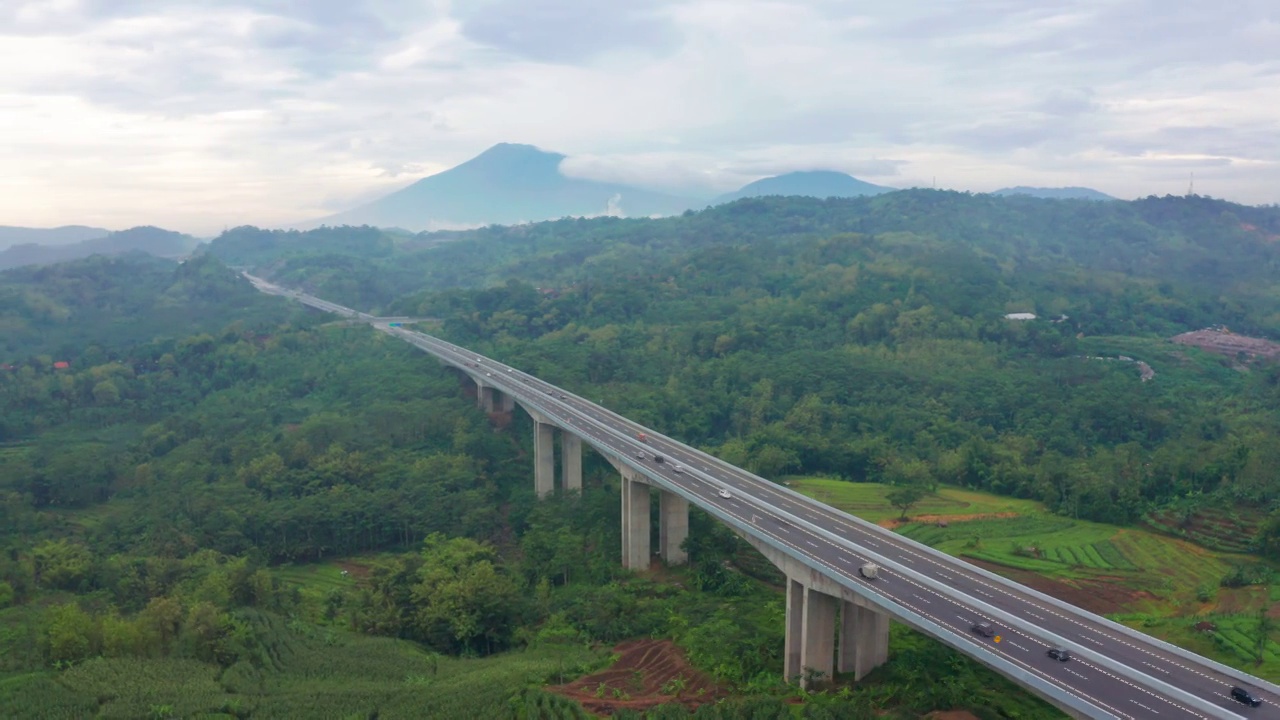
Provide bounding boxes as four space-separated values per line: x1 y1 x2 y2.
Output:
0 0 1278 233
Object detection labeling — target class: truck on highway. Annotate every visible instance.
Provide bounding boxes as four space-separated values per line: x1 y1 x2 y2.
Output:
858 563 880 580
637 432 648 442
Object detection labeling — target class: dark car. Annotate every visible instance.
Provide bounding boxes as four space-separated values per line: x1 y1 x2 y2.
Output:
1232 687 1262 707
654 455 665 463
1047 647 1071 662
971 622 996 638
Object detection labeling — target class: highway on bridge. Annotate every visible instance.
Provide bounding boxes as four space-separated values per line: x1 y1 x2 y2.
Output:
248 275 1276 720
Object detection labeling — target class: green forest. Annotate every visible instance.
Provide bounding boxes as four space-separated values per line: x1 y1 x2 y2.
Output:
4 192 1280 718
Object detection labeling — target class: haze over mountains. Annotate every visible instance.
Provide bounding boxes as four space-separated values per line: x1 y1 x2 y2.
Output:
0 226 199 271
292 143 1125 232
0 225 111 251
297 143 695 232
992 186 1117 201
712 170 896 204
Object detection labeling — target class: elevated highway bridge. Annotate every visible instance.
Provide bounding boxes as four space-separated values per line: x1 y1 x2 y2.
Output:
247 274 1277 719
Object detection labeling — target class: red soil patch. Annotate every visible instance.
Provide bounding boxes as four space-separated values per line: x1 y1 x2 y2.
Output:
964 558 1153 615
550 639 726 716
879 512 1020 530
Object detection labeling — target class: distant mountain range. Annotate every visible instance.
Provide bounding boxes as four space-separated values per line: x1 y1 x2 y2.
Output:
292 143 1127 231
0 226 199 271
992 186 1117 201
0 225 110 251
298 143 697 231
713 170 895 204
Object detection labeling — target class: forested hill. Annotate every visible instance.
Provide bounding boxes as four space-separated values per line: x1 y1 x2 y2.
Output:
0 253 297 360
205 192 1280 335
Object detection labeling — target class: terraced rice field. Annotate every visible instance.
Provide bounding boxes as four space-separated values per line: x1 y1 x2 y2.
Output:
790 479 1245 604
786 478 1041 524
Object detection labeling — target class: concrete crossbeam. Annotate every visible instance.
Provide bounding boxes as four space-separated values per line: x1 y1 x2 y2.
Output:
658 490 688 565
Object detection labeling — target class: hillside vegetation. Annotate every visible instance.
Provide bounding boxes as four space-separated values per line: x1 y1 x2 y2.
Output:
6 193 1280 717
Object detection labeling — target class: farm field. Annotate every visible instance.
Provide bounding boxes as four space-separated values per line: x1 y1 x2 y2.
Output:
0 609 607 719
789 478 1280 679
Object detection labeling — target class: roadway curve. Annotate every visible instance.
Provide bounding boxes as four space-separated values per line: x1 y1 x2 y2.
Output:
245 275 1274 720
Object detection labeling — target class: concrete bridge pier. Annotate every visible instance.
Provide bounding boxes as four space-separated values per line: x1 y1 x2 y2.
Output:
476 382 495 413
497 390 515 413
561 433 582 493
840 600 889 680
534 419 555 498
658 491 688 565
620 469 650 569
738 531 891 686
784 579 838 686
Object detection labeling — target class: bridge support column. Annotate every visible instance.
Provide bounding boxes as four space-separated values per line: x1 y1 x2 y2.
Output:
561 433 582 493
784 579 803 682
534 420 555 499
801 586 837 687
620 471 650 570
497 390 515 413
477 383 495 413
658 490 688 565
839 601 889 681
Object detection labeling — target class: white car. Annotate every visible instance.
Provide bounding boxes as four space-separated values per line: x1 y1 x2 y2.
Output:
507 368 513 373
672 464 684 474
718 488 732 499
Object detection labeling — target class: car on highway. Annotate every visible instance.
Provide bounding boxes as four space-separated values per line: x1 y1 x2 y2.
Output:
672 464 683 473
858 563 879 580
1232 687 1263 707
635 450 646 459
718 488 732 499
971 621 996 638
654 455 665 463
1047 647 1071 662
558 393 567 399
507 368 513 373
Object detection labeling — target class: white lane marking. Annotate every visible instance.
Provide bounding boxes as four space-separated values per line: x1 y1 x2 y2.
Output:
1008 641 1029 652
1129 699 1159 714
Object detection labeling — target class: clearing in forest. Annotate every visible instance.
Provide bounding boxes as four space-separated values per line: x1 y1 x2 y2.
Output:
549 639 726 715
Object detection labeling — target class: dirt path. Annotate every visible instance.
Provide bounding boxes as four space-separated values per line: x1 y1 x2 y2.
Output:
879 512 1020 530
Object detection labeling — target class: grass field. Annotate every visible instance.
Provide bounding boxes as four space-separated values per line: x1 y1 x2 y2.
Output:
0 609 608 719
789 478 1249 610
785 477 1041 524
787 477 1280 679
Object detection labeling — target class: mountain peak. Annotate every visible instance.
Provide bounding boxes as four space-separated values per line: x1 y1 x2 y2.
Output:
715 170 896 204
295 143 694 230
993 186 1116 201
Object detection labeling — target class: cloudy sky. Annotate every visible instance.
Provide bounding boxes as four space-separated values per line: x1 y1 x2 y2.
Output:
2 0 1278 234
